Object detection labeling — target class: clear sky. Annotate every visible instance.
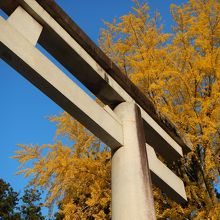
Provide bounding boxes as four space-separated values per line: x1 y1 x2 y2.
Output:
0 0 218 215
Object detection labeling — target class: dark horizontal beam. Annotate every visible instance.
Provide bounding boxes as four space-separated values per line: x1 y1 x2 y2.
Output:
34 0 191 154
0 0 191 157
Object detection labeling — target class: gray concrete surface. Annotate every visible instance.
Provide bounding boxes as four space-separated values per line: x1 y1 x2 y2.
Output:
112 102 156 220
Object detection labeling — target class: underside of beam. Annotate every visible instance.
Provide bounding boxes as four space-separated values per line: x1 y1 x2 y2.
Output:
147 144 187 204
0 0 191 162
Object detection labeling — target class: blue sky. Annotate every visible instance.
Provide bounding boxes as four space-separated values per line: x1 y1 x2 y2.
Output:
0 0 218 215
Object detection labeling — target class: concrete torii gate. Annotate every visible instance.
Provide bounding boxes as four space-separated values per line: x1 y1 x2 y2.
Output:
0 0 191 219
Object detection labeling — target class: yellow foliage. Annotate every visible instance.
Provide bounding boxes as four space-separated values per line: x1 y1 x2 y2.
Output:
14 112 111 219
100 0 220 218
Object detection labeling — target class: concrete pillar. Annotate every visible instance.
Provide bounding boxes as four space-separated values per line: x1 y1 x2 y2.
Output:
112 102 156 220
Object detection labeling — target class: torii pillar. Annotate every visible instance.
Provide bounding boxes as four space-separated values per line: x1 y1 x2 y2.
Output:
112 102 156 220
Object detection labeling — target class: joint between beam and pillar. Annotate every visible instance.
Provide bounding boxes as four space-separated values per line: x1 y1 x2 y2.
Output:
112 102 156 220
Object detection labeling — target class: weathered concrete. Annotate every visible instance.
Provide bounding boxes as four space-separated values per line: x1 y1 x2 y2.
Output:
0 15 123 149
112 102 156 220
146 144 187 203
7 6 42 45
141 108 183 158
0 0 191 162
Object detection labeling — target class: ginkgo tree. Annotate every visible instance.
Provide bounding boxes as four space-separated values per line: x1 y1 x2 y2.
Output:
13 0 220 219
14 113 112 220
